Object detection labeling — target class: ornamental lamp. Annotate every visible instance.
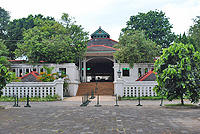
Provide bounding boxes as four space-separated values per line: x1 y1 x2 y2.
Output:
117 69 121 78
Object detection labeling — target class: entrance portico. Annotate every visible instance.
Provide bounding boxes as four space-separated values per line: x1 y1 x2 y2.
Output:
82 57 114 82
81 26 118 82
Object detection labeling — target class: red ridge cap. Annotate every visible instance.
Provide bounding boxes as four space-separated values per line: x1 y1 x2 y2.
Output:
136 70 156 81
87 45 119 50
139 70 153 81
90 38 118 43
8 60 25 62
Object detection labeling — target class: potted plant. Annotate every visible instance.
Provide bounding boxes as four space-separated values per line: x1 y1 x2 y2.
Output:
118 95 121 101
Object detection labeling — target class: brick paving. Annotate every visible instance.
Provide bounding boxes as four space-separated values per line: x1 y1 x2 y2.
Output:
0 96 200 134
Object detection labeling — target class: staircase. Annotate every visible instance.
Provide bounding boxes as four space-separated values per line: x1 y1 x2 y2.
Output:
76 82 114 96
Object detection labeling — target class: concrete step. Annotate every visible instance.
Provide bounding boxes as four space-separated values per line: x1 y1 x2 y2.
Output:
76 82 114 96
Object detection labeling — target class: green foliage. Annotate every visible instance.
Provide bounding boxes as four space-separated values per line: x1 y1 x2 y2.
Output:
0 7 10 40
175 32 190 45
114 30 160 68
154 43 200 105
188 16 200 52
15 13 88 64
36 66 56 82
123 10 176 48
0 56 15 96
0 94 61 102
164 103 196 106
6 14 55 59
0 39 9 57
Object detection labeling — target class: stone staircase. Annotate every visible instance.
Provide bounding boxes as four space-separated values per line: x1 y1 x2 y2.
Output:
76 82 114 96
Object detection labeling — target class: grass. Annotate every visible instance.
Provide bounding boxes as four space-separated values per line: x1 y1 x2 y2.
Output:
121 96 167 100
0 94 61 102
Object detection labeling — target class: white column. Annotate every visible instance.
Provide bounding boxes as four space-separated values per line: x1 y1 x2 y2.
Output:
83 59 86 82
17 68 20 77
79 59 82 82
22 68 24 76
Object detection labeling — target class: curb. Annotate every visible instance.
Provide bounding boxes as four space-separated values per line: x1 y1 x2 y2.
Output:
163 105 200 109
0 105 6 110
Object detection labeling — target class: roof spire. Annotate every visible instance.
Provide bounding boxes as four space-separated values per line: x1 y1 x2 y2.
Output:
99 26 101 29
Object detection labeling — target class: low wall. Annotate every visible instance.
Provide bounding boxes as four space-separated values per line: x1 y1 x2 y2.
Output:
114 79 157 97
2 79 64 100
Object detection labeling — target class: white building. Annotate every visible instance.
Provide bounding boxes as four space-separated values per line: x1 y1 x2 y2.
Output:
6 27 157 98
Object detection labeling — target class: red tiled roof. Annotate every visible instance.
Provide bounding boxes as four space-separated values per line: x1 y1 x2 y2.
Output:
8 60 44 63
89 38 118 43
21 71 40 79
136 70 157 81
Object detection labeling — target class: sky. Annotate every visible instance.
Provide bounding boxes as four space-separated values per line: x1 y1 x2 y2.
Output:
0 0 200 41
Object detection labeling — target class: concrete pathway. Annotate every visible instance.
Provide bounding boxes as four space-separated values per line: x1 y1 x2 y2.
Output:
0 96 200 134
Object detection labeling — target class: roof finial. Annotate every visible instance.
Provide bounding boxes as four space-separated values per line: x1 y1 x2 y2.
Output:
99 26 101 29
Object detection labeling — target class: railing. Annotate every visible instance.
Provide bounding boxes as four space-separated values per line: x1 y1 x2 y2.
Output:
123 86 156 97
2 79 64 100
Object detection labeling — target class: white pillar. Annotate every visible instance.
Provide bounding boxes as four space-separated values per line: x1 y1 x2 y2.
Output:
79 59 82 82
17 68 20 77
22 68 24 76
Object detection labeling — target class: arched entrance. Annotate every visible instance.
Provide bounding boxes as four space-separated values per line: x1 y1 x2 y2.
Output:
85 57 114 82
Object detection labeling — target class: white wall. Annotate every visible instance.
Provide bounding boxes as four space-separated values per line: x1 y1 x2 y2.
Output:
114 79 157 97
113 63 157 97
113 63 154 82
3 79 64 100
10 63 80 97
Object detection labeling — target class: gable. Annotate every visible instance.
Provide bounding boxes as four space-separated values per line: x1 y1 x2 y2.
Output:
136 70 157 81
91 26 110 39
21 71 40 82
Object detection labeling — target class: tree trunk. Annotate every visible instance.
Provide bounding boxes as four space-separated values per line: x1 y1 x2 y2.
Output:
181 94 184 105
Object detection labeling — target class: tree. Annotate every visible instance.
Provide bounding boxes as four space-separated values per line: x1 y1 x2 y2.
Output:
154 43 200 105
114 30 159 68
0 7 10 40
123 10 176 48
15 13 88 64
175 32 189 45
188 16 200 52
6 14 55 59
0 56 15 96
0 39 9 57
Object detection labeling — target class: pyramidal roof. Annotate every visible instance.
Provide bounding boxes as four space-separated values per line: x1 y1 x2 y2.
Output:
91 26 110 39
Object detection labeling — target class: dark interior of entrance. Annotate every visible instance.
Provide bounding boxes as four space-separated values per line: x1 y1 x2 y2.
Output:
86 58 114 82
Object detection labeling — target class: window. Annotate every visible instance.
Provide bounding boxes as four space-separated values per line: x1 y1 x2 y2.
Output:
138 68 141 77
122 68 130 76
19 69 22 77
26 69 29 74
40 68 44 72
59 68 66 74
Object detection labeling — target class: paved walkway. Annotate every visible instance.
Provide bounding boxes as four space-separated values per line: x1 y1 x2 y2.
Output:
0 96 200 134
